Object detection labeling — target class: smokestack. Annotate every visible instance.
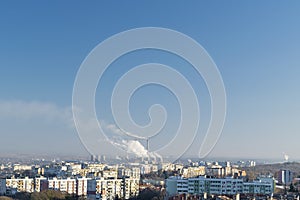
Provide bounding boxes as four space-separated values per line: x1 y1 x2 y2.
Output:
146 139 149 151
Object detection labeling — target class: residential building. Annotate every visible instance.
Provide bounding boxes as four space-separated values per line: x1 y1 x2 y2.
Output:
278 169 293 185
76 177 90 196
243 181 272 194
35 177 48 192
166 176 274 197
6 177 34 193
96 177 122 200
0 179 6 195
48 177 76 194
188 176 243 195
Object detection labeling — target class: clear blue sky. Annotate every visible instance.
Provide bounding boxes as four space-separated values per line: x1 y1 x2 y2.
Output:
0 1 300 160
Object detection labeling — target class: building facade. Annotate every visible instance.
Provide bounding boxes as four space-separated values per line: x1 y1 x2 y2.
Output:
0 179 6 195
6 177 34 193
278 169 293 185
48 177 76 194
166 176 274 197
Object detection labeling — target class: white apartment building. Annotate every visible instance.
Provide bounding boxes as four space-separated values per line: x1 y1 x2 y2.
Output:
118 167 140 179
13 164 32 171
96 178 123 200
76 177 90 196
2 165 140 199
188 176 243 195
166 176 274 196
122 176 140 199
102 169 118 179
35 177 90 196
116 167 140 199
69 163 82 175
90 175 139 200
182 166 206 178
48 177 76 194
6 177 34 193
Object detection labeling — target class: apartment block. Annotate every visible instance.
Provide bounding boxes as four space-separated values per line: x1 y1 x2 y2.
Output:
166 176 274 197
48 177 76 194
0 179 6 195
6 177 34 193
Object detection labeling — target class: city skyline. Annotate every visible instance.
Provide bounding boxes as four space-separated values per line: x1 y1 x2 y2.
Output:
0 1 300 160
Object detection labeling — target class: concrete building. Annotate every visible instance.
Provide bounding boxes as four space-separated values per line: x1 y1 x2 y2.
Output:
243 181 272 194
96 178 123 200
76 177 90 196
69 163 82 175
258 176 275 192
95 177 139 199
165 176 187 196
182 166 206 178
2 164 140 199
0 179 6 195
13 164 32 171
166 176 274 197
118 167 140 179
188 176 243 195
89 171 140 200
278 169 293 185
122 176 140 199
87 179 97 199
6 177 34 193
48 177 76 194
35 177 48 192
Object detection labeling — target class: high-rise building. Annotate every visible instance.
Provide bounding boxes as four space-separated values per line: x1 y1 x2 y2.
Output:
278 169 293 185
0 179 6 195
35 177 48 192
76 177 90 196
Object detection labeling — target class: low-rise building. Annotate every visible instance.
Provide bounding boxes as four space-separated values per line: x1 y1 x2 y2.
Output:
13 164 32 171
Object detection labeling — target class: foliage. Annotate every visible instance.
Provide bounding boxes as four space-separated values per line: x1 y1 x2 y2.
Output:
243 162 300 180
289 183 298 193
0 197 13 200
3 190 79 200
129 188 164 200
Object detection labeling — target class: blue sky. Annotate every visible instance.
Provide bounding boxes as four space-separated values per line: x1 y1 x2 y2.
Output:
0 1 300 160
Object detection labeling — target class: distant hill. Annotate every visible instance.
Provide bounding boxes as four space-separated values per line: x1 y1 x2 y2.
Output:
243 162 300 180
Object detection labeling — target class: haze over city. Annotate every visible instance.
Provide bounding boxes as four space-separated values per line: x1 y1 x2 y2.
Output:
1 1 300 161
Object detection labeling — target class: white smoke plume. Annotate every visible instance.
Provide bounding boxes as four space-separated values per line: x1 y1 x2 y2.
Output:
102 122 162 162
283 152 289 162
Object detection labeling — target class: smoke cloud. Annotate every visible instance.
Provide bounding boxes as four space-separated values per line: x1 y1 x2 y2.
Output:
102 122 162 161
